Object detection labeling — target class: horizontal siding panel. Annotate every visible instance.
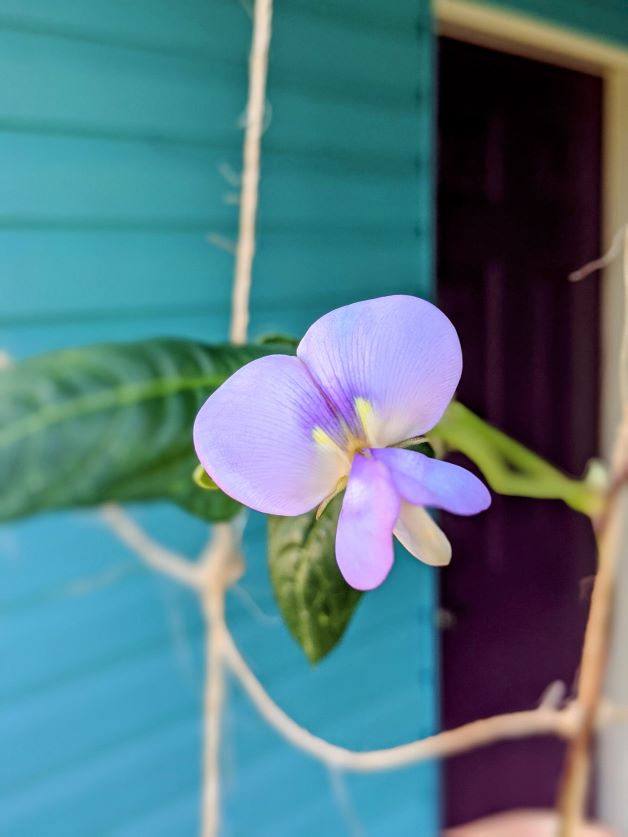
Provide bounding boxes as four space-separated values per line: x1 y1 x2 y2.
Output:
0 508 210 607
0 133 238 221
112 793 201 837
0 0 244 54
0 308 291 357
0 19 422 139
270 10 426 93
1 508 437 835
0 0 419 48
1 718 202 837
264 91 424 153
0 278 435 354
0 233 233 317
0 131 420 224
1 517 434 744
0 2 424 104
0 0 437 833
0 626 204 791
0 30 245 141
0 573 196 706
0 231 423 318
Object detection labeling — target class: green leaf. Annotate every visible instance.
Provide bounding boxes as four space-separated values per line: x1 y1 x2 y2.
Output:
256 332 299 350
0 339 289 523
268 495 362 663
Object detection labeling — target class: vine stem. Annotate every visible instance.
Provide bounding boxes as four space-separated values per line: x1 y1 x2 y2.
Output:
556 517 623 833
556 228 628 834
221 629 577 769
102 503 628 773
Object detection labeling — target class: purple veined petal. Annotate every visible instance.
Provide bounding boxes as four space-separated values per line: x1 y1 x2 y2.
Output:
335 454 401 591
193 355 348 516
372 448 491 515
394 504 452 567
297 295 462 447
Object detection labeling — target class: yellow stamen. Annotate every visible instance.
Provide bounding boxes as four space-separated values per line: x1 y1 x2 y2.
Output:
354 397 375 440
312 426 338 449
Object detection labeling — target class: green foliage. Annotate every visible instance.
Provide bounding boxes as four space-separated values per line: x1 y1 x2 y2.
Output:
398 440 435 457
430 401 605 517
268 495 362 663
0 332 604 654
256 333 299 350
0 339 288 523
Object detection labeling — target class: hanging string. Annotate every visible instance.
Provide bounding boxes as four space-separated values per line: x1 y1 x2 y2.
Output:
203 0 274 833
229 0 273 345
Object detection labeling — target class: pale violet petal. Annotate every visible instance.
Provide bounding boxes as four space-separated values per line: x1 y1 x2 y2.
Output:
335 455 400 590
372 448 491 515
394 504 452 567
297 295 462 446
193 355 347 516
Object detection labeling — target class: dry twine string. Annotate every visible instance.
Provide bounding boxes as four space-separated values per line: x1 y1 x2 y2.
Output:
556 230 628 834
229 0 273 347
102 501 628 770
203 0 272 833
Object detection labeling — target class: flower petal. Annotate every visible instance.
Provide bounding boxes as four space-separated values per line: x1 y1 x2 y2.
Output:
372 448 491 515
297 295 462 446
394 504 452 566
193 355 347 516
335 455 400 590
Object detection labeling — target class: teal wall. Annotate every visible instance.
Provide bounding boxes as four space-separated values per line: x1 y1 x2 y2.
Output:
473 0 628 46
0 2 438 835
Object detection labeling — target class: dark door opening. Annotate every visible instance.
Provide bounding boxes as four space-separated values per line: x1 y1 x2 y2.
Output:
437 38 602 826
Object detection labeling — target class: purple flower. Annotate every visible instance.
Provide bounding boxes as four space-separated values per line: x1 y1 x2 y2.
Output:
194 296 490 590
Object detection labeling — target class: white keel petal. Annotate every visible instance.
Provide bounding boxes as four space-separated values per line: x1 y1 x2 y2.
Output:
394 504 452 567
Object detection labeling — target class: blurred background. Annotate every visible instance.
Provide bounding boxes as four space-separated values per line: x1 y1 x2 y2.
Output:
1 1 628 835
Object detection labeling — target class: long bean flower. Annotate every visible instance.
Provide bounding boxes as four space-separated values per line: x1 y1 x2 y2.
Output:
194 296 490 590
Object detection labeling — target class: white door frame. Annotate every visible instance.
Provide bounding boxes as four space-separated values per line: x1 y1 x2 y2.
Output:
433 1 628 829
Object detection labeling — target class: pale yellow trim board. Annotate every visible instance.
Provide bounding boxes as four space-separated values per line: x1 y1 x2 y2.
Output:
436 0 628 74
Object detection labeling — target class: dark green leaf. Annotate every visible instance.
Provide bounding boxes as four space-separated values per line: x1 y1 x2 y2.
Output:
398 440 435 457
256 332 299 350
268 495 362 663
0 339 288 523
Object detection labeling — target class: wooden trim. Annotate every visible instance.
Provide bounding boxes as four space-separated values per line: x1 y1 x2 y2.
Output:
433 2 628 829
598 68 628 833
600 71 628 456
436 0 628 73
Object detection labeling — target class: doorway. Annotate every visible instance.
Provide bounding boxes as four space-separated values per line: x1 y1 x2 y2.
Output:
437 37 602 825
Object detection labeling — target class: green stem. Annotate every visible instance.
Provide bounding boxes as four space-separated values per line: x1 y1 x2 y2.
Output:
429 402 604 517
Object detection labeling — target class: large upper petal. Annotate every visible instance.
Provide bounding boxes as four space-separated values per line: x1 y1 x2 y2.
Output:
394 504 452 567
297 295 462 446
372 448 491 515
193 354 347 516
335 454 400 590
